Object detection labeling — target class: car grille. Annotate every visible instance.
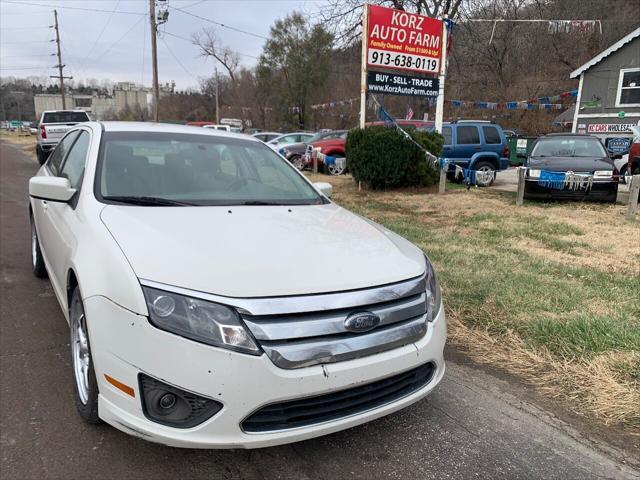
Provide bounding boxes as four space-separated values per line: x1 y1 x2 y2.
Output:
241 274 429 369
242 362 435 432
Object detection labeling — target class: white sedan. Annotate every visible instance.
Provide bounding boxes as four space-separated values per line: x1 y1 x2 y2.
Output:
29 122 446 448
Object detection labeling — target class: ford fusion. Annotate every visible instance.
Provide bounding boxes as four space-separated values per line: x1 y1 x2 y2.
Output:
28 122 446 448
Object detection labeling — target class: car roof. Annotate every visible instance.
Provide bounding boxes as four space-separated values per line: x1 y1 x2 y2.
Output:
253 131 281 135
541 133 596 137
96 121 260 142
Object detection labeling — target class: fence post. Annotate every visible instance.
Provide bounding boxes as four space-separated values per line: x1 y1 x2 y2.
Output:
439 165 447 194
312 148 318 174
627 175 640 220
516 166 526 206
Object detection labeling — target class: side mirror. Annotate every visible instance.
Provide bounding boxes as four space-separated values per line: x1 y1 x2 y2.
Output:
29 176 76 203
314 182 333 198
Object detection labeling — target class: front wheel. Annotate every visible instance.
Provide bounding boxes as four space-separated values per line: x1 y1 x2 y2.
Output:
70 287 101 424
30 218 47 278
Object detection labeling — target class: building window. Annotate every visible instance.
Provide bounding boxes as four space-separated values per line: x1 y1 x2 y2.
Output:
616 68 640 107
74 98 92 108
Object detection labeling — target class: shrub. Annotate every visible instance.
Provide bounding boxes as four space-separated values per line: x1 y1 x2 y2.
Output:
345 127 443 189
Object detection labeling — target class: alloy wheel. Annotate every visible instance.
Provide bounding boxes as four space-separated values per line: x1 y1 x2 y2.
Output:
71 299 91 405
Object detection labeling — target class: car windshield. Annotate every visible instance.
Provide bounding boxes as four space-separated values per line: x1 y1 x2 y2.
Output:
42 111 90 123
96 132 325 206
531 137 607 157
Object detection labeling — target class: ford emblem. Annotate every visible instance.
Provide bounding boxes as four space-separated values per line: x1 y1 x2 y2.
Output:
344 312 381 333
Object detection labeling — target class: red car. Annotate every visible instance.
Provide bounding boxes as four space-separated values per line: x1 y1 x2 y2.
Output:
305 131 349 175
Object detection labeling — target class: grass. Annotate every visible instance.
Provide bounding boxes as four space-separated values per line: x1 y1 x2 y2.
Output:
307 172 640 428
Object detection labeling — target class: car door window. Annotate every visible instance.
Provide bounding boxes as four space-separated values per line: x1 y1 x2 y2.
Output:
482 126 501 144
47 131 79 176
59 130 90 189
442 126 452 145
457 126 480 144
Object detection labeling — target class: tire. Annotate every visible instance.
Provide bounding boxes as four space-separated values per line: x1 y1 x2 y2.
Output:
289 155 304 171
30 217 48 278
327 155 346 176
69 287 101 424
36 146 47 165
473 161 496 187
619 165 628 184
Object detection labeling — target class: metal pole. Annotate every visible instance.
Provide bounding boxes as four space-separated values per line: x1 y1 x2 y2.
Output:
627 175 640 220
149 0 160 122
53 10 66 109
215 67 220 124
359 3 369 129
434 17 448 133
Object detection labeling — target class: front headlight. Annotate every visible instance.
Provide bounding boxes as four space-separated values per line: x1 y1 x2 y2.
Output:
142 286 261 355
425 255 442 322
528 168 541 178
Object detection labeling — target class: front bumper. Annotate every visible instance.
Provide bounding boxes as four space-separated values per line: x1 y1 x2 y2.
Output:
85 295 446 449
524 179 618 202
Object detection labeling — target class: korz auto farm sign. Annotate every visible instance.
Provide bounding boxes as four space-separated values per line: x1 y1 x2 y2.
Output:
367 5 443 74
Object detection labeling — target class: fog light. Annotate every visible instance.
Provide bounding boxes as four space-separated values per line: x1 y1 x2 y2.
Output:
159 393 177 410
139 374 222 428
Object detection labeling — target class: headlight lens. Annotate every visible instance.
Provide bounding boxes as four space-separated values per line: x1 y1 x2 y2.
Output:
528 168 541 178
425 255 442 322
142 286 261 355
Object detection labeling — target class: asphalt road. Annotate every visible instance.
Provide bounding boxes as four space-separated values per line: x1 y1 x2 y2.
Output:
1 140 638 480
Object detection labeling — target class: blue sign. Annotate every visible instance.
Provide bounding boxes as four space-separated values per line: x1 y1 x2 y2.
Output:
606 137 631 154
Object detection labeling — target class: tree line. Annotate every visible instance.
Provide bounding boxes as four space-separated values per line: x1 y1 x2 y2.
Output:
2 0 638 135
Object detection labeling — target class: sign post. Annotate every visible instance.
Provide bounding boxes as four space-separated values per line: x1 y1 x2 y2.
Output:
434 18 447 133
359 3 370 129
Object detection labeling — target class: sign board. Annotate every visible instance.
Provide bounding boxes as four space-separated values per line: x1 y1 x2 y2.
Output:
587 123 635 133
367 70 439 97
605 137 631 154
516 138 528 154
367 5 443 74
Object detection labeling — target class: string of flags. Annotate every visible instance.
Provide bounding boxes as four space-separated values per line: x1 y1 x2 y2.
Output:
447 89 577 110
538 170 594 191
311 98 359 111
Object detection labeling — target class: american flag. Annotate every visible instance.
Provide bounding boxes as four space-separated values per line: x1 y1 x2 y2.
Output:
405 105 414 120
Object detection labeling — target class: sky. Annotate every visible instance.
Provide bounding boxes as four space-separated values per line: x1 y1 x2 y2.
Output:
0 0 328 89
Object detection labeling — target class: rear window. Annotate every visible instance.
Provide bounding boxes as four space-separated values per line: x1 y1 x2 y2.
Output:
483 126 501 144
457 126 480 144
42 111 90 124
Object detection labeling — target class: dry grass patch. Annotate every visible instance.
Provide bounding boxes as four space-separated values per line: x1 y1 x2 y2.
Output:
307 172 640 429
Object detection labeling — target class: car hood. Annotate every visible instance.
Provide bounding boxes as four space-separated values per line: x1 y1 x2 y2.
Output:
528 156 614 173
100 203 425 298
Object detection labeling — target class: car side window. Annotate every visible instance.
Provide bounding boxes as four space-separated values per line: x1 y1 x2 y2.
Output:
47 131 79 176
59 130 90 189
457 126 480 145
483 126 501 144
442 126 452 145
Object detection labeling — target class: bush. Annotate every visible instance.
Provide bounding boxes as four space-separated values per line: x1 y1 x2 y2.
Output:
345 126 443 189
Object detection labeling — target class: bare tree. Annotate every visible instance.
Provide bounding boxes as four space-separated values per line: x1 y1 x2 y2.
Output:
192 29 240 82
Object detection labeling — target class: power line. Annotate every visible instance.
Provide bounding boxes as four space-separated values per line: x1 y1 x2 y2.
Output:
2 40 52 44
91 15 146 62
77 0 122 72
168 5 268 40
0 26 53 29
1 0 144 15
0 65 53 70
160 35 197 80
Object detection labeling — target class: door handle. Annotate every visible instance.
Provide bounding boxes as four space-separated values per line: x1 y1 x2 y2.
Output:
42 200 48 211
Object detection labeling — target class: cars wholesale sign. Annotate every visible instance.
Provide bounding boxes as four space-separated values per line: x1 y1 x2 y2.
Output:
367 5 443 74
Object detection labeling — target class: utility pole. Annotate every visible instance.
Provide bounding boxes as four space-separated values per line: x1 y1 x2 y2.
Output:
51 10 72 109
149 0 160 122
215 67 220 124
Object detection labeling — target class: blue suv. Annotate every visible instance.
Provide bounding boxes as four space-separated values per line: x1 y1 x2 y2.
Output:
438 121 510 186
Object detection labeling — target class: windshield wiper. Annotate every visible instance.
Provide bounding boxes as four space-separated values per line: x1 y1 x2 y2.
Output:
103 196 195 206
240 200 284 206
